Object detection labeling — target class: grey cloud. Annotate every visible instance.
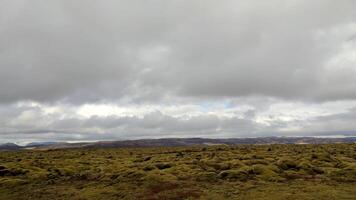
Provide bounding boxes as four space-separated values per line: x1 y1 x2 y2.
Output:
301 107 356 133
0 1 356 103
142 1 356 102
1 1 356 142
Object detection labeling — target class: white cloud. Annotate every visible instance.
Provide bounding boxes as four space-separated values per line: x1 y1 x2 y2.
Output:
1 99 356 143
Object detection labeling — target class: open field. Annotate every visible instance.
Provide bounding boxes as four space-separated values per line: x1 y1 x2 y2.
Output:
0 143 355 200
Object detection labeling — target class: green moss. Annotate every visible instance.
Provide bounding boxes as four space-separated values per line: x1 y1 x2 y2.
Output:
0 178 28 187
219 169 249 181
298 161 324 175
0 143 355 199
277 158 299 170
155 162 173 170
196 172 219 182
143 170 178 191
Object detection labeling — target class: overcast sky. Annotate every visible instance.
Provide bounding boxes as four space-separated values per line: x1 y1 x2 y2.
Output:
1 0 356 144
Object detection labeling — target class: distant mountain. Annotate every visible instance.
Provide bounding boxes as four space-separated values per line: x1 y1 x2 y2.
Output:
26 137 356 150
2 137 356 150
0 143 21 150
25 142 65 148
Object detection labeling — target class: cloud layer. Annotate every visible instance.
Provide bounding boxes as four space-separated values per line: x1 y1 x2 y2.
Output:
1 0 356 143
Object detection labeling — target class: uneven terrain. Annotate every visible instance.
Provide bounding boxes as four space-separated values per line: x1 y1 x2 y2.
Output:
0 143 355 199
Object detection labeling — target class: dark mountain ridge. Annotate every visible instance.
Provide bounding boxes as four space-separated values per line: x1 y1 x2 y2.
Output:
0 143 21 150
0 136 351 150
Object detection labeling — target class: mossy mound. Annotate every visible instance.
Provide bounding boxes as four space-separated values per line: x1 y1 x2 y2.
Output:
277 158 299 170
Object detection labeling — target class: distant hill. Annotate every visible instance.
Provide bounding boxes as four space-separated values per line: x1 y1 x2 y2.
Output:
25 142 66 148
0 143 21 150
16 137 356 150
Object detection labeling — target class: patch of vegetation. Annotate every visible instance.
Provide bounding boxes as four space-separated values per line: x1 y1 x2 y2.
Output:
0 143 355 199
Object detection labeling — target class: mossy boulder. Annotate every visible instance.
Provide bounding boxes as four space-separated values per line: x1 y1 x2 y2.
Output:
0 178 28 187
218 169 249 181
0 167 28 177
196 172 219 182
155 163 173 170
281 170 304 180
123 170 146 179
143 171 179 191
277 159 299 170
198 159 233 171
329 163 356 182
143 165 156 171
298 161 324 175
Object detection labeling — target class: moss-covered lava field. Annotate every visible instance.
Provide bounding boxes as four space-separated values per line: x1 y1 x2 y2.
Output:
0 143 355 199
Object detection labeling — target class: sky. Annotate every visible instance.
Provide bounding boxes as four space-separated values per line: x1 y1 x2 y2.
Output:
1 0 356 144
